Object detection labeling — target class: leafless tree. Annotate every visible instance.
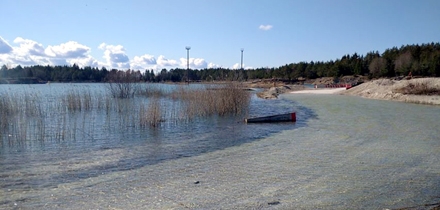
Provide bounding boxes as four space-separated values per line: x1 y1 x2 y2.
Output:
106 70 140 98
369 57 387 78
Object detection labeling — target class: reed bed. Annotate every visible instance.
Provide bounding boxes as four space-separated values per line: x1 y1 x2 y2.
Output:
137 84 171 98
139 97 163 127
1 83 251 146
172 83 251 118
0 91 44 145
62 89 94 112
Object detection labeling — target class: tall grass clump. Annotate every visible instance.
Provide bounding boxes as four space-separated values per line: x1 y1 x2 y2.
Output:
0 92 13 130
172 83 251 118
0 91 44 143
139 97 163 127
137 84 170 98
62 90 94 111
0 93 13 113
215 83 251 116
23 92 43 117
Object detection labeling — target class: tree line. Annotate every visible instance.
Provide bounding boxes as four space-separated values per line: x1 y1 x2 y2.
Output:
1 42 440 84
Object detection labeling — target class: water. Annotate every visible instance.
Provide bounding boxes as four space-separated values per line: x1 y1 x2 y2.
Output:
1 85 439 209
0 83 306 206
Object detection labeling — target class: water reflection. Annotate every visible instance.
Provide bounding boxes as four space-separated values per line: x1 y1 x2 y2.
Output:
0 84 315 192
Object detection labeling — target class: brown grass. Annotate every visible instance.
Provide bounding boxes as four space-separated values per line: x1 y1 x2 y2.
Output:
63 90 94 111
1 83 251 145
172 83 251 118
394 80 440 95
139 97 163 128
137 84 170 98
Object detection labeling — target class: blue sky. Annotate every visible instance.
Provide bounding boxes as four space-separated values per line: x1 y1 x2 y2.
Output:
1 0 439 71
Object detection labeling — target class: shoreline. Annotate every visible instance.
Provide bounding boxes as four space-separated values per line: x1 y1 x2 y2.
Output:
290 87 346 94
340 78 440 105
285 78 440 106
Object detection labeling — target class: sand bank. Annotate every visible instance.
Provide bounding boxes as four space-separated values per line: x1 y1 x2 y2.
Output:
341 78 440 105
286 78 440 105
290 87 346 94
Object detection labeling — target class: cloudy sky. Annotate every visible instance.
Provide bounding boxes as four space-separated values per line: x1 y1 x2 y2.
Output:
1 0 439 71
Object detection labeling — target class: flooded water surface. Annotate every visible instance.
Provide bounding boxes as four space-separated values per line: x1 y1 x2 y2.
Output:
1 84 439 209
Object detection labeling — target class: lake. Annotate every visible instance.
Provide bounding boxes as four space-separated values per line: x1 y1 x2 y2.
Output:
1 83 439 209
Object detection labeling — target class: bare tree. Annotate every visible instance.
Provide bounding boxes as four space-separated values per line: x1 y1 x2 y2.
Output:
106 70 140 98
369 57 387 78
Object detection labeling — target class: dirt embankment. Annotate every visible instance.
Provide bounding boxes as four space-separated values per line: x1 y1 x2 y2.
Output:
341 78 440 105
256 85 305 99
247 77 440 105
244 80 305 99
311 76 366 86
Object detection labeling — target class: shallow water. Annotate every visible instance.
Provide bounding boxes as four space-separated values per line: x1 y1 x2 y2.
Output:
0 83 307 208
1 86 439 209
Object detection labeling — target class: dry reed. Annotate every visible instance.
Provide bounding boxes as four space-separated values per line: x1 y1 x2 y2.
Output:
1 83 251 146
63 90 94 112
171 83 250 119
139 97 163 127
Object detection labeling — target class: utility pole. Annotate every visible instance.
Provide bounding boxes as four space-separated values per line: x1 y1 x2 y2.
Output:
186 46 191 84
240 48 244 70
238 48 244 81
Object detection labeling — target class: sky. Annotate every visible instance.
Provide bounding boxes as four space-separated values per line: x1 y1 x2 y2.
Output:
1 0 440 72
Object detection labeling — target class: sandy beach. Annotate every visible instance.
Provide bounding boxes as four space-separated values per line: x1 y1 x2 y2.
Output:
341 78 440 105
290 87 346 94
286 78 440 105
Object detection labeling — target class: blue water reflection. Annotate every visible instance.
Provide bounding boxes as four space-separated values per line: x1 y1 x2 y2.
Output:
0 84 315 190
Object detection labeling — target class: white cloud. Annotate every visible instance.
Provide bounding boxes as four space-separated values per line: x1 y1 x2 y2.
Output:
180 57 208 69
232 63 241 69
208 62 221 68
0 36 226 71
69 56 101 68
99 43 130 69
133 54 156 65
232 63 251 69
130 54 157 70
0 38 94 67
9 55 39 66
157 55 178 67
192 58 207 69
0 36 13 54
13 37 45 56
259 24 273 31
45 41 90 58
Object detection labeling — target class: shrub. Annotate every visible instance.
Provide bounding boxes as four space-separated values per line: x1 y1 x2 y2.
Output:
106 70 140 98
